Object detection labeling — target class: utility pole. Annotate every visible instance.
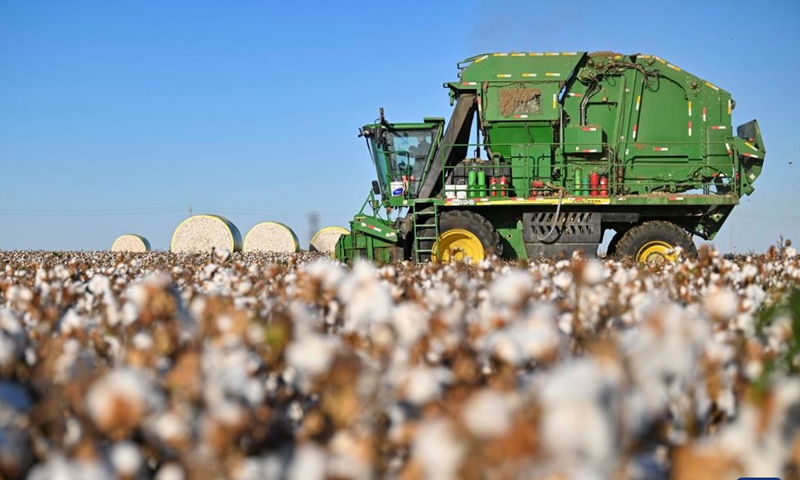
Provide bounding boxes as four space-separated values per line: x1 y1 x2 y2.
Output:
309 212 320 246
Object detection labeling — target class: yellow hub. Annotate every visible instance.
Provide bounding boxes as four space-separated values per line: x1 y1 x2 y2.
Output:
637 240 678 264
432 229 485 263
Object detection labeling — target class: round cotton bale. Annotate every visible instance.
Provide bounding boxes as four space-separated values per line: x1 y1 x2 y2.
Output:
243 222 299 253
111 234 151 253
170 214 243 254
310 226 349 255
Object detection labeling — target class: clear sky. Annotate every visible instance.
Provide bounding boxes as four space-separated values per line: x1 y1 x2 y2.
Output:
1 0 798 252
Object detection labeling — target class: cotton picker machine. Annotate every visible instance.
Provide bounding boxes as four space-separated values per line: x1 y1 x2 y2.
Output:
335 51 766 264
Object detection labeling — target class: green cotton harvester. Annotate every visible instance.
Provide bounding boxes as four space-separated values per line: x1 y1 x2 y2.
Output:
335 51 766 263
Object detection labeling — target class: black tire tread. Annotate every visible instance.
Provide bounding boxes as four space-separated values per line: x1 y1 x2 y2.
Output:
606 229 626 257
614 220 697 261
417 210 502 261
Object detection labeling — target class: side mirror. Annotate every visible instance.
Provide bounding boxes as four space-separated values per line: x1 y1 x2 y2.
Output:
371 180 380 195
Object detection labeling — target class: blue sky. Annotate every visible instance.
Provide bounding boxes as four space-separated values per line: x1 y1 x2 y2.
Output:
1 0 798 252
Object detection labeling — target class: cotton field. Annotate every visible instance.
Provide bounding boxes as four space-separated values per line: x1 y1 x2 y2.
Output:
1 246 799 480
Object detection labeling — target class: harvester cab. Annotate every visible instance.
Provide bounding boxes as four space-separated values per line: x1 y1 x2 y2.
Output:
360 114 444 201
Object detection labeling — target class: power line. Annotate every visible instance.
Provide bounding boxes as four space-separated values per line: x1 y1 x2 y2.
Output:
0 206 352 218
0 208 186 217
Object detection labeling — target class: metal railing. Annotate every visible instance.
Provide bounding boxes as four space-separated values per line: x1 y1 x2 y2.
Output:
434 140 740 199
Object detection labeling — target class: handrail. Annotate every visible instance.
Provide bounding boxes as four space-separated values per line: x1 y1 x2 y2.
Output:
433 139 741 199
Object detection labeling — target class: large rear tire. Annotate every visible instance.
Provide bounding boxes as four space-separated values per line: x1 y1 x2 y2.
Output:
418 210 502 263
614 220 697 264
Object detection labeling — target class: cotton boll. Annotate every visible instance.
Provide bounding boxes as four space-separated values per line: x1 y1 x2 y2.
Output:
412 419 465 480
125 284 148 311
369 323 396 349
87 368 162 435
491 334 522 365
0 335 19 368
328 431 372 480
391 301 430 346
110 442 142 477
87 274 110 297
552 272 573 290
288 443 327 480
0 310 22 338
704 287 738 321
286 334 339 379
461 389 512 438
63 417 82 448
154 463 185 480
234 456 284 480
25 456 114 480
304 259 346 291
59 308 85 335
53 339 86 383
152 411 190 445
581 260 606 286
215 248 231 262
488 270 534 308
538 358 620 467
337 262 393 334
121 303 139 327
403 366 449 405
557 312 573 335
132 332 154 351
486 305 560 365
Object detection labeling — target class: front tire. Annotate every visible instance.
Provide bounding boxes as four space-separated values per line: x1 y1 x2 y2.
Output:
614 220 697 264
418 210 502 263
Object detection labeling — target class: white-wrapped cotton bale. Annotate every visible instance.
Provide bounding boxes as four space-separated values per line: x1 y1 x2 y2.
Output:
170 214 242 254
310 226 348 255
243 222 299 253
111 234 151 253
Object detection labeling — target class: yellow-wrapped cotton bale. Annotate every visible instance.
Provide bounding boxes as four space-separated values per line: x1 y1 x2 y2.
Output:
310 226 349 255
111 234 151 253
170 214 242 254
243 222 299 253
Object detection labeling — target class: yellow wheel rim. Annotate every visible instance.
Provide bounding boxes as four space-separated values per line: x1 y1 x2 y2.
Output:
432 229 485 263
637 241 677 264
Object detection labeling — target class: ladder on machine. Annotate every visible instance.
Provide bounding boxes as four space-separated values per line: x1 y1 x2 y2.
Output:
412 203 439 263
